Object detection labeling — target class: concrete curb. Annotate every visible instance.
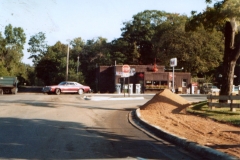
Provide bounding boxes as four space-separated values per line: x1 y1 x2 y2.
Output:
130 108 238 160
84 96 144 101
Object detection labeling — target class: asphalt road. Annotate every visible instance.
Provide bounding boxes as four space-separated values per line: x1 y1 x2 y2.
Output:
0 94 204 159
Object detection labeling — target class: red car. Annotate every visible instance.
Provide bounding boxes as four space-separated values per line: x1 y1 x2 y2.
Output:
42 81 91 95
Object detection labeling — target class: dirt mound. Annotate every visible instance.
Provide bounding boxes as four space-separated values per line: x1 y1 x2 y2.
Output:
140 89 191 113
139 89 240 158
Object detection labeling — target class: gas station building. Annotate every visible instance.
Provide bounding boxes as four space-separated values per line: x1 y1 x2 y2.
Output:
97 64 192 94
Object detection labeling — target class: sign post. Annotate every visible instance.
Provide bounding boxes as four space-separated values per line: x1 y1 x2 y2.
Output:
122 65 130 97
116 65 135 97
122 65 130 77
170 58 177 93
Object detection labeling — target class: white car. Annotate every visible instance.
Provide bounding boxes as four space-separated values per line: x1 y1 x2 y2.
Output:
232 86 239 95
211 86 220 93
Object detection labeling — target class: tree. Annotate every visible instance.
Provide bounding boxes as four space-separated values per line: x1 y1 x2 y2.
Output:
186 0 240 95
70 37 86 83
28 32 48 65
35 41 68 84
4 24 26 51
156 22 224 78
34 40 85 85
110 38 128 64
80 37 112 90
121 10 169 64
0 24 26 76
0 33 8 75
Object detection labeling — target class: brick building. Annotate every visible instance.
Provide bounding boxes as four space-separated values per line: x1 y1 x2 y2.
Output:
97 65 191 93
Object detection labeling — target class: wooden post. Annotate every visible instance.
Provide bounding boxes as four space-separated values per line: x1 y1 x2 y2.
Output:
208 95 214 110
230 94 236 112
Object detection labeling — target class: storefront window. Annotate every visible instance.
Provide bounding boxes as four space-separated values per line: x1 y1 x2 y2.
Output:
160 81 167 86
145 81 152 85
145 80 168 89
153 81 159 85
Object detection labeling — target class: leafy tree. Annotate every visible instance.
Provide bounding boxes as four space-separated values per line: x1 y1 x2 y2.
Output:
4 24 26 76
110 38 128 64
0 62 8 76
79 37 112 91
186 0 240 95
28 32 48 65
35 40 84 85
35 41 67 85
24 65 40 85
0 33 8 76
121 10 171 64
15 63 30 85
0 24 35 86
152 14 188 66
71 37 85 54
156 22 224 78
70 37 85 83
0 24 26 76
4 24 26 51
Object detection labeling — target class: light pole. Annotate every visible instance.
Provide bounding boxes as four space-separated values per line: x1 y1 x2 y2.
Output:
77 56 79 82
66 39 70 81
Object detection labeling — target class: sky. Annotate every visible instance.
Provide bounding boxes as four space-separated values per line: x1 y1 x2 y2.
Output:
0 0 208 66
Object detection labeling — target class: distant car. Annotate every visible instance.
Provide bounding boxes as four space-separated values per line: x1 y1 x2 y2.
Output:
232 86 239 95
42 81 91 95
200 85 220 94
210 86 220 93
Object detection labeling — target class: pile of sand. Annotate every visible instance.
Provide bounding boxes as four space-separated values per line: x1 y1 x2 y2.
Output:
140 89 191 113
139 89 240 158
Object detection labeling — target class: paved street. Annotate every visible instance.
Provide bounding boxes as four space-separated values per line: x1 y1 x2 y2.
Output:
0 94 204 159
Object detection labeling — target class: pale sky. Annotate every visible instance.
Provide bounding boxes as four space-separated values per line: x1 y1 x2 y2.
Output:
0 0 208 65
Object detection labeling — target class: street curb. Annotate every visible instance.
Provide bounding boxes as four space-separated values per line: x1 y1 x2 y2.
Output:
129 108 238 160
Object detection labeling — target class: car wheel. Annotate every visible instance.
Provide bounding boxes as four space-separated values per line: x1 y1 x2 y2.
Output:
78 89 83 95
55 89 61 95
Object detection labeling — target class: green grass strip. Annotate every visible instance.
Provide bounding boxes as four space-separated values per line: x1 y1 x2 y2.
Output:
187 101 240 126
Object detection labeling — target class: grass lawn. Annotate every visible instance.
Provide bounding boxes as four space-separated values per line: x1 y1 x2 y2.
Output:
187 101 240 126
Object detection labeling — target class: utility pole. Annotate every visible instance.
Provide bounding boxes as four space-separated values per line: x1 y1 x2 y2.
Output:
77 56 79 82
66 44 69 81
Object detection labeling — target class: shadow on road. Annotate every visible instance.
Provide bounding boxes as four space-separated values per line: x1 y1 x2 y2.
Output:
0 117 184 159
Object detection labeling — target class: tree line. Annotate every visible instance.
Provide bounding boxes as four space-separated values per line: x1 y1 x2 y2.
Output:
0 0 239 95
